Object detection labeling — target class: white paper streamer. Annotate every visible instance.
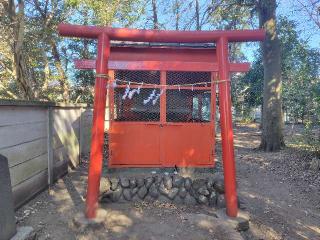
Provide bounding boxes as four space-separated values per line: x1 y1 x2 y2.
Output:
128 89 137 99
122 83 131 100
143 89 156 105
152 89 164 105
128 84 143 99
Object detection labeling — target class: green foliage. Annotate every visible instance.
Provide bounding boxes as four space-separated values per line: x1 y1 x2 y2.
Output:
303 120 320 155
236 16 320 124
208 0 256 30
278 17 320 124
66 0 146 26
232 53 263 109
0 0 319 125
0 0 146 102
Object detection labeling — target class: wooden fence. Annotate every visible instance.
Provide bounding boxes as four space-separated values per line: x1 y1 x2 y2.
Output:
0 100 95 209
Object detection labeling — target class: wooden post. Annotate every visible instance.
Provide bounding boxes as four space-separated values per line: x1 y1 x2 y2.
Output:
47 106 54 186
216 37 238 217
79 106 83 164
85 33 110 219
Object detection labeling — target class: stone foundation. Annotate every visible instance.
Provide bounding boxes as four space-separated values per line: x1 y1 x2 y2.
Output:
99 174 226 207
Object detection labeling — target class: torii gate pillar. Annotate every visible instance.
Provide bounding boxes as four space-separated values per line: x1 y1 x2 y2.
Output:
217 37 237 216
85 33 110 218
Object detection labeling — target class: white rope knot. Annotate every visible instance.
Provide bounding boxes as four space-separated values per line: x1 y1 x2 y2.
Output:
212 79 231 84
96 73 110 79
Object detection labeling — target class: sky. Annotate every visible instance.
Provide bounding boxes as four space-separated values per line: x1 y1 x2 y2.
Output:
138 0 320 62
241 1 319 62
278 0 319 49
65 0 319 75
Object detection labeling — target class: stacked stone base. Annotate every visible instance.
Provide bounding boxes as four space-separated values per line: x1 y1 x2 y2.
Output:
100 174 226 207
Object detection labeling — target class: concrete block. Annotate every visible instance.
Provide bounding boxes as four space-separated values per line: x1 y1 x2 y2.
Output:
0 154 17 240
10 227 35 240
214 208 250 231
72 209 107 232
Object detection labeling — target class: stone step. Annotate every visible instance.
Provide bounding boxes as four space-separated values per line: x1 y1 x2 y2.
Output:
99 173 226 207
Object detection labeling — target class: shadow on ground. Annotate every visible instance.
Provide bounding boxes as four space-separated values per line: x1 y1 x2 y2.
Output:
15 124 320 240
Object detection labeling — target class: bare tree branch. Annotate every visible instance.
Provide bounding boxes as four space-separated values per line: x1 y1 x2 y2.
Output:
296 0 320 29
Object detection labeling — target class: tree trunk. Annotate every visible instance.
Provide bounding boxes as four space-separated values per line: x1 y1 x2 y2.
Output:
174 0 180 30
151 0 159 29
42 49 50 93
50 40 69 102
257 0 285 151
8 0 34 99
195 0 200 30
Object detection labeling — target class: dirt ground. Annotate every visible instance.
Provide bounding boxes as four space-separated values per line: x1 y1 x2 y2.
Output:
231 124 320 240
16 124 320 240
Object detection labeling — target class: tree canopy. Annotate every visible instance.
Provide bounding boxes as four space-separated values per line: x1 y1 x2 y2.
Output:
0 0 319 140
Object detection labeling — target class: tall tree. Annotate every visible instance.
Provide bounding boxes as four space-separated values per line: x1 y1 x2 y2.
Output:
2 0 34 99
234 16 320 124
173 0 181 30
195 0 200 30
208 0 285 151
32 0 70 101
257 0 285 151
151 0 159 29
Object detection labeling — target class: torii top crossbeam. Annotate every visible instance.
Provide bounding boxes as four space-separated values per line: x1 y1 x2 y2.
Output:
59 24 264 42
58 23 265 220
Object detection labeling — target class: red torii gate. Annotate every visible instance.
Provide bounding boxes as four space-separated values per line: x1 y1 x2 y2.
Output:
58 23 265 219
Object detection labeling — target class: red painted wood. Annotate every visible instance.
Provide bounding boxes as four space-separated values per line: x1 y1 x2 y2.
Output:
229 63 250 72
85 33 110 219
109 46 217 62
109 122 215 167
110 60 217 71
217 37 238 217
74 59 250 72
162 124 214 167
58 23 265 219
58 23 265 42
108 163 212 168
74 46 249 72
109 123 161 166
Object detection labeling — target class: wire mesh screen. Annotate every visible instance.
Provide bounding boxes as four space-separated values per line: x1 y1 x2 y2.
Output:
166 90 211 123
166 71 211 123
167 71 212 87
113 70 161 121
115 70 160 85
113 87 161 122
112 70 212 123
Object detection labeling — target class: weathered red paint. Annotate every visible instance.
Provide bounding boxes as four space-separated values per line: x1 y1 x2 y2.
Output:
74 59 250 72
58 23 265 42
85 33 110 219
108 85 215 169
109 46 218 62
58 23 265 219
73 46 250 72
217 37 238 217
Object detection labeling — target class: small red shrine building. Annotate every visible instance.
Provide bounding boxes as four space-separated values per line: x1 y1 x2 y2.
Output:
75 43 250 168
